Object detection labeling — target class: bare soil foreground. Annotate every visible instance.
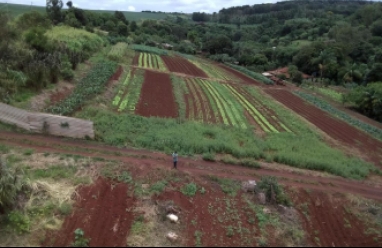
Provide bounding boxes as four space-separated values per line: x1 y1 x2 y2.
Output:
1 131 382 246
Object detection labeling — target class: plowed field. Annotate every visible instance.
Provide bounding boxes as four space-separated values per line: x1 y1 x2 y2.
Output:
217 64 263 86
162 56 208 78
265 88 382 167
135 70 178 118
45 178 135 247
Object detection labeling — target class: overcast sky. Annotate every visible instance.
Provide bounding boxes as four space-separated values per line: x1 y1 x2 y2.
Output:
2 0 281 13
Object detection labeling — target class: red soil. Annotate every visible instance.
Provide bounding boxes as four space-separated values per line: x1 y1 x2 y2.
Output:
265 88 382 166
50 87 73 105
162 56 208 78
289 188 380 247
45 177 135 247
109 65 123 81
135 70 178 118
155 187 261 246
133 52 139 66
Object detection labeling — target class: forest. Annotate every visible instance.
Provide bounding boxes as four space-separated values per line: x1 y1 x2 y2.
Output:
0 0 381 121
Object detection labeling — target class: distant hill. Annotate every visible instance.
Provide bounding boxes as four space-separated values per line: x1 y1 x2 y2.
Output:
0 2 189 21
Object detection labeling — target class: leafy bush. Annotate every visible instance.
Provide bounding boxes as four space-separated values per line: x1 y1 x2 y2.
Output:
257 176 291 206
0 158 29 211
6 211 30 234
181 183 197 197
71 228 90 247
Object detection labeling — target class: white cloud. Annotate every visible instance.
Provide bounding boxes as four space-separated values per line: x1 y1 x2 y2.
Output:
127 5 135 11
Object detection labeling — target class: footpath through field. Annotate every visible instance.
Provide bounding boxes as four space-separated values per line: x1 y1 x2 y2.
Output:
0 131 381 201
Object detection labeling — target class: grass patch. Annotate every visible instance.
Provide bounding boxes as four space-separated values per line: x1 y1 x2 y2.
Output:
23 149 34 156
0 144 10 153
209 176 240 197
29 165 77 180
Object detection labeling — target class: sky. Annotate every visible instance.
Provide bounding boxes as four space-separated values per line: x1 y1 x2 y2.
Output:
2 0 281 13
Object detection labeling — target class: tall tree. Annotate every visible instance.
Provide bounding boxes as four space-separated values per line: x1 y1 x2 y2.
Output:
46 0 63 25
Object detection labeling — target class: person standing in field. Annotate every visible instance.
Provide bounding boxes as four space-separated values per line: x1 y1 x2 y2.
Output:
172 151 178 169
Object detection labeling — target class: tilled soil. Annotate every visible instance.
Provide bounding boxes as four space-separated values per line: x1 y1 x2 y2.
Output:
45 178 135 247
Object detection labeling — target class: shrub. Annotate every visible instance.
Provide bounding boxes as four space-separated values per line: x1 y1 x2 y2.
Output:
181 183 197 197
0 158 30 211
257 176 291 206
6 211 30 234
71 228 90 247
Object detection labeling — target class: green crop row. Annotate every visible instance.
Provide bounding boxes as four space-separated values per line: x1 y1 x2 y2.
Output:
197 79 249 129
48 60 117 115
231 85 292 133
225 63 274 85
224 84 279 133
112 69 132 107
137 52 167 71
118 70 145 113
131 44 169 55
295 91 382 141
107 42 129 62
191 59 237 82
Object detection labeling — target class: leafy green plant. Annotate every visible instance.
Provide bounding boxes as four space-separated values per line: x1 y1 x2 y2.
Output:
107 42 129 62
6 210 30 234
48 60 117 116
116 171 133 184
149 180 167 195
71 228 90 247
257 176 291 206
181 183 197 197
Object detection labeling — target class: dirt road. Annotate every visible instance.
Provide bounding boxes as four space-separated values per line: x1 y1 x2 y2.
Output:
1 131 381 201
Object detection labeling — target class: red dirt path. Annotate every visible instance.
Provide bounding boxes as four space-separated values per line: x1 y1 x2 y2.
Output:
135 70 178 118
265 88 382 167
162 56 208 78
45 177 135 247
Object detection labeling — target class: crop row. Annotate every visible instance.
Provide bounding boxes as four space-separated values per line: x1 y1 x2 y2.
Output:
48 60 117 116
138 53 167 71
116 70 145 113
233 85 292 133
225 63 274 85
131 44 169 55
295 91 382 141
170 76 290 132
112 68 132 107
191 59 238 82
